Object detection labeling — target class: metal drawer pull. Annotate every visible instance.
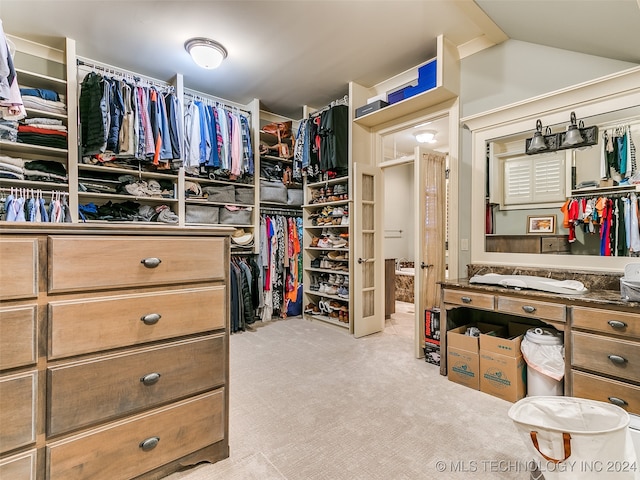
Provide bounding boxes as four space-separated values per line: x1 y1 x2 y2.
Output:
522 305 537 314
140 373 161 386
141 313 161 325
139 437 160 451
608 397 628 407
608 354 627 365
141 257 162 268
607 320 627 329
461 296 472 304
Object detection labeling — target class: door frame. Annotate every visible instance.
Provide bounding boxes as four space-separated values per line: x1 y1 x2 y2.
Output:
373 99 459 357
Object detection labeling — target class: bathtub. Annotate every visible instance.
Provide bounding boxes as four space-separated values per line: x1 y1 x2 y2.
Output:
395 267 415 276
395 268 415 302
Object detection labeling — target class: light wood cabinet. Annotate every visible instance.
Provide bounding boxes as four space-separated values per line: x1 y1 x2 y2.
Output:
570 305 640 414
0 226 230 479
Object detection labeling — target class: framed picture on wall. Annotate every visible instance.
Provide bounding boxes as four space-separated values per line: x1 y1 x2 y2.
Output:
527 215 556 234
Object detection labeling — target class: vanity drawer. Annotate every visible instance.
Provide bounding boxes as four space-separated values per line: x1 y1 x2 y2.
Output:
48 235 226 293
0 305 37 370
0 239 38 301
572 307 640 339
571 370 640 415
443 289 494 310
572 331 640 383
0 450 36 480
48 335 226 436
47 390 225 480
497 296 566 323
0 372 37 453
49 286 226 359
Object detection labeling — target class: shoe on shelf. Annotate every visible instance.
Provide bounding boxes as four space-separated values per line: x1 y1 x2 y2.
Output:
338 286 349 299
341 215 349 225
325 285 338 295
317 238 331 248
310 236 319 247
311 258 321 268
304 303 317 314
331 207 345 217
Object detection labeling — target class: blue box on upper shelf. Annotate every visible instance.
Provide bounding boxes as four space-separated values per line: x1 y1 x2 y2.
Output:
386 59 437 104
403 59 437 99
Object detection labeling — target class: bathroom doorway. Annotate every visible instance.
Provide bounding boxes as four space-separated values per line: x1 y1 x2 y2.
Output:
380 114 450 357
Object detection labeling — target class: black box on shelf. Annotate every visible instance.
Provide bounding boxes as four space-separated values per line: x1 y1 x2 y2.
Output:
355 100 389 118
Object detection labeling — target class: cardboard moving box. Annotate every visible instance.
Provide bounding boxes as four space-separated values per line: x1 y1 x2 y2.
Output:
448 347 479 390
447 323 504 390
479 322 530 402
480 351 527 402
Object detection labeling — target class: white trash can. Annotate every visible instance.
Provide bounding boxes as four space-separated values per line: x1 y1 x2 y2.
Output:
521 328 564 396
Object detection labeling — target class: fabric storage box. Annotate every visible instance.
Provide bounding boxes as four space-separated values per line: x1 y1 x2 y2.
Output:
219 207 252 225
287 188 303 206
260 179 287 204
235 186 254 205
185 205 219 224
203 185 235 203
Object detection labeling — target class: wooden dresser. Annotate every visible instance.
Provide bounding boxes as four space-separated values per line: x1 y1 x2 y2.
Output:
440 280 639 413
0 225 231 480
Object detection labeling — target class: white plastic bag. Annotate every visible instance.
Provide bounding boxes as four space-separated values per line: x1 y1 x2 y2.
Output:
509 396 639 480
521 329 565 381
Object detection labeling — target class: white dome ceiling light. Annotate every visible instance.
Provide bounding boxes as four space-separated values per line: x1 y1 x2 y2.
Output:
185 37 228 69
415 130 437 144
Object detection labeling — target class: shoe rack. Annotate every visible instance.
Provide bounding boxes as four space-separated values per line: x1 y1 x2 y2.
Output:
303 175 351 328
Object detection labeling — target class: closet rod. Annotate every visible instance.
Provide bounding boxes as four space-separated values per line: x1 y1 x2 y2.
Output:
260 207 302 216
598 116 640 130
183 90 251 116
309 94 349 118
76 57 172 89
570 185 640 198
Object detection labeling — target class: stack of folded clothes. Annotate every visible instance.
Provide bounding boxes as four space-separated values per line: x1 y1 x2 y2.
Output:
20 88 67 116
0 119 18 142
0 155 24 179
23 159 67 183
18 117 67 149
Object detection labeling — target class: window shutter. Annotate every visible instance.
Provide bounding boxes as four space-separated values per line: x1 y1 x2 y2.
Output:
503 152 565 206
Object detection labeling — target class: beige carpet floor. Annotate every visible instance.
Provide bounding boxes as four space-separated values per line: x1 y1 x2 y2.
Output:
164 312 533 480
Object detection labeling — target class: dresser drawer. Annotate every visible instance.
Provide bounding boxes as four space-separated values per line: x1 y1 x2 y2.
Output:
49 286 226 359
572 306 640 339
47 390 225 480
0 450 36 480
0 305 37 370
48 335 225 436
571 370 640 415
443 289 494 310
0 239 38 300
48 235 226 293
0 372 36 453
497 296 566 323
572 331 640 383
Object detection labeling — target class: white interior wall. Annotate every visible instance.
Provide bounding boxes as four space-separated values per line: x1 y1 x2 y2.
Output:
383 162 414 263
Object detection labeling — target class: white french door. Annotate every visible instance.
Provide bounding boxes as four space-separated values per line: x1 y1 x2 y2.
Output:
352 162 384 338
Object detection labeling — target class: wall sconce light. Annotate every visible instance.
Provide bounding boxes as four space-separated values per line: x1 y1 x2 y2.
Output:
558 111 599 150
527 120 548 153
525 120 558 155
415 130 437 143
185 37 227 69
561 111 584 147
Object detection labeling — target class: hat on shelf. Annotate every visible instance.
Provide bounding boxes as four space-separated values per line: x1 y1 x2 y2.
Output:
231 228 254 246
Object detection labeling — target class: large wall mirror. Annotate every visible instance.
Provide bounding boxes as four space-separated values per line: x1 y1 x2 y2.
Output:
465 67 640 272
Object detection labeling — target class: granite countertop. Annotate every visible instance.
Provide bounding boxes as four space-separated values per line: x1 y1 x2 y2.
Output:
442 278 640 310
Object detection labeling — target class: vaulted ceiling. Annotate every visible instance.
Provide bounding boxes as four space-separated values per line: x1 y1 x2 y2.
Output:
2 1 639 119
